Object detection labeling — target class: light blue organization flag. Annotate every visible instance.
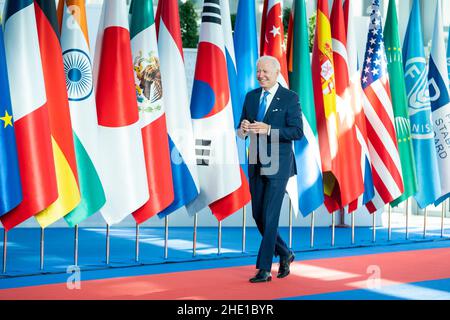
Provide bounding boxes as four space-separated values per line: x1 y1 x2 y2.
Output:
233 0 259 177
447 27 450 85
402 0 441 208
0 24 22 217
428 0 450 205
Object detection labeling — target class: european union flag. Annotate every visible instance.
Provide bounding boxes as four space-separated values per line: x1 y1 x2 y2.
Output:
0 25 22 217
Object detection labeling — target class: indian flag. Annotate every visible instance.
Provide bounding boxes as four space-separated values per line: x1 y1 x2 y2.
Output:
58 0 106 226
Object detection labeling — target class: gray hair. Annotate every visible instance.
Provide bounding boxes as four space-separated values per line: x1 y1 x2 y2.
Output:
256 55 281 72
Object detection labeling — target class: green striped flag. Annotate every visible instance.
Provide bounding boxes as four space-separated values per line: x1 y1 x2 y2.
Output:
384 0 417 206
286 0 324 216
58 0 106 226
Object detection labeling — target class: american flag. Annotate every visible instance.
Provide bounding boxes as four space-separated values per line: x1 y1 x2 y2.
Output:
360 0 404 212
345 0 375 213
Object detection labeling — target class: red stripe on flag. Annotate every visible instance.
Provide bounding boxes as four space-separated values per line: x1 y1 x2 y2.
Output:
260 0 269 57
0 106 58 230
348 200 358 213
210 168 251 221
96 27 139 127
324 192 341 213
363 85 397 143
366 200 377 213
132 116 174 224
371 166 395 204
381 77 393 100
35 2 78 184
311 0 333 172
156 0 184 59
365 123 403 194
343 0 350 34
364 119 403 194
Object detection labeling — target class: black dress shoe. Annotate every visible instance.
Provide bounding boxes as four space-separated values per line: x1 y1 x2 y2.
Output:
277 252 295 279
249 270 272 283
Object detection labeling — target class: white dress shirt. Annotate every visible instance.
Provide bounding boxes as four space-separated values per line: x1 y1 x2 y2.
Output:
259 82 279 117
258 82 279 136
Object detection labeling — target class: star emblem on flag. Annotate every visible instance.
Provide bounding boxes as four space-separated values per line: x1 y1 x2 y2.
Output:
270 25 281 37
0 110 13 128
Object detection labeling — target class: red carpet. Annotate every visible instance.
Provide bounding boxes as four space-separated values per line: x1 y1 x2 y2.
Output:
1 247 450 299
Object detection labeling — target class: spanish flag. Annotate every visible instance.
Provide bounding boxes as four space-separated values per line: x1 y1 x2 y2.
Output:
311 0 339 210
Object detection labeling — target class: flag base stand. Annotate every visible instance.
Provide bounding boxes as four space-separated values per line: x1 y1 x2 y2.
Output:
335 223 351 228
334 209 350 228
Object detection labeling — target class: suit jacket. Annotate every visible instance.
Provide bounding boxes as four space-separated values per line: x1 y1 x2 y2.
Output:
239 84 303 180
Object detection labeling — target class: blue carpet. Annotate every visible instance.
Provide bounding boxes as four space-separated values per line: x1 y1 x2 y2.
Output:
1 226 449 275
284 278 450 300
0 225 449 277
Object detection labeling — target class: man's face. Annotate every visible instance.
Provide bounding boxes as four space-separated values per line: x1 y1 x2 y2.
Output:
257 60 279 90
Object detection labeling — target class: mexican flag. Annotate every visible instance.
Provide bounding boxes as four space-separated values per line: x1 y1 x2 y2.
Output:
130 0 174 224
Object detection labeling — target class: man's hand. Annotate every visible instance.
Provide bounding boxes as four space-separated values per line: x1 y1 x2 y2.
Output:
248 121 271 135
238 119 251 138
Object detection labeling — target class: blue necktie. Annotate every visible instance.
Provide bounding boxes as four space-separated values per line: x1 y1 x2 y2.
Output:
256 91 270 122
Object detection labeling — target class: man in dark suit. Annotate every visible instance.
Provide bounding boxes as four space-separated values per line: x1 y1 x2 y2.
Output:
238 55 303 283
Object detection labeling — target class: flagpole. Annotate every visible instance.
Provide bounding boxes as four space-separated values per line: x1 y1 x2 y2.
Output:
218 220 222 255
351 212 355 244
441 200 446 238
2 230 7 274
135 223 139 262
74 225 79 266
336 208 349 228
164 216 169 259
423 207 427 238
40 227 45 271
106 224 110 265
388 205 392 241
242 206 246 253
331 211 335 247
372 212 376 242
405 198 409 240
289 200 293 249
193 213 198 257
310 211 315 248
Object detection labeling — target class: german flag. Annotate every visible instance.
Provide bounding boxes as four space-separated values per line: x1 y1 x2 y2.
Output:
33 0 80 228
